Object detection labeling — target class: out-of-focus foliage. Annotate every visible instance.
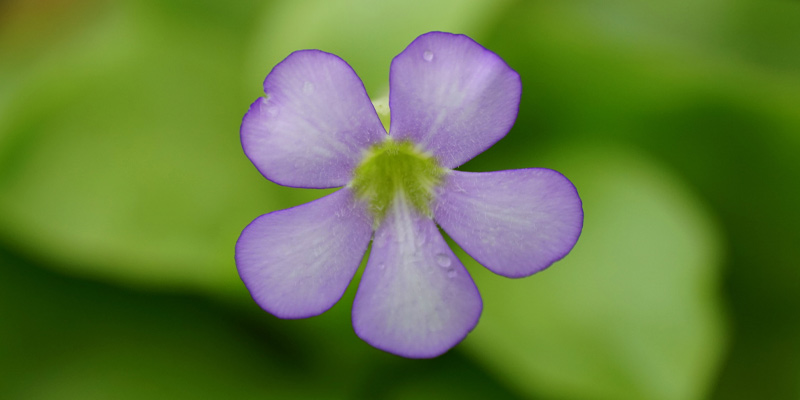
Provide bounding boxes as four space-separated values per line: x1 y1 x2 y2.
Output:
1 0 799 398
246 0 512 98
0 0 277 291
465 146 724 400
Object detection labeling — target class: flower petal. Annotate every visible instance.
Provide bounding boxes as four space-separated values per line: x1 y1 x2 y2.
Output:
352 195 482 358
388 32 521 168
434 169 583 278
235 188 372 318
241 50 386 188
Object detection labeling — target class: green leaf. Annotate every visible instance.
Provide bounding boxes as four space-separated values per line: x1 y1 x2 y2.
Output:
462 145 727 400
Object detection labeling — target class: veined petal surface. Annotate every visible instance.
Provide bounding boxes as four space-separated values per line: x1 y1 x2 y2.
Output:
388 32 521 168
352 195 482 358
241 50 386 188
434 169 583 278
235 188 372 318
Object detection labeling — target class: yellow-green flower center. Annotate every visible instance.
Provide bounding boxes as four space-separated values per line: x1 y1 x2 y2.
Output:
350 138 446 225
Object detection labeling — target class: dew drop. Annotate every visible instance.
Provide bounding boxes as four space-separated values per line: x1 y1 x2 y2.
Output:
374 231 388 248
422 50 434 62
415 232 427 246
435 253 451 268
303 81 314 94
378 263 385 270
447 269 457 278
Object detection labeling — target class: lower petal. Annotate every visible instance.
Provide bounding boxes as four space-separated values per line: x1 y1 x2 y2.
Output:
434 169 583 278
352 195 482 358
235 188 372 318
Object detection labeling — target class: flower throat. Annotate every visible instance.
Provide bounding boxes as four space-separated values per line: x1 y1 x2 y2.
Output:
350 138 446 225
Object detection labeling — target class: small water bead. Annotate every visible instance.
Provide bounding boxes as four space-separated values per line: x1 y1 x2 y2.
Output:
415 232 427 246
374 231 388 248
422 51 434 62
447 269 457 278
378 263 385 270
435 253 451 268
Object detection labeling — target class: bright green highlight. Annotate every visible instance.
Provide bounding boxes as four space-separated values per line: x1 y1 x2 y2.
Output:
351 138 446 224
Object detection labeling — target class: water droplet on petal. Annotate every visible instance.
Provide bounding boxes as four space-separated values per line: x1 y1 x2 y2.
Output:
447 269 457 278
303 81 314 94
423 50 434 62
436 253 451 268
378 263 385 270
374 231 388 248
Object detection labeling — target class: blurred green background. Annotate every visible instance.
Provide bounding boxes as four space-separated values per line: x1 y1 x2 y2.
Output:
1 0 798 398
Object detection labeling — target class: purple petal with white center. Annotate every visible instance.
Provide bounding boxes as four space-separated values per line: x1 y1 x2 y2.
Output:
388 32 521 168
434 169 583 278
241 50 386 189
235 188 372 318
352 195 482 358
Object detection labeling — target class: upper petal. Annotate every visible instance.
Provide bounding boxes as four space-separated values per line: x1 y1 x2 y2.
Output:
434 169 583 278
235 188 372 318
352 194 482 358
241 50 386 188
388 32 521 168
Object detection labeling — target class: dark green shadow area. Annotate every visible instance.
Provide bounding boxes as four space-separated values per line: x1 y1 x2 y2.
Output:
637 95 800 400
0 242 524 400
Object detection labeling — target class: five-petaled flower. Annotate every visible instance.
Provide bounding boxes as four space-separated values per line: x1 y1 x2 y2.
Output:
236 32 583 358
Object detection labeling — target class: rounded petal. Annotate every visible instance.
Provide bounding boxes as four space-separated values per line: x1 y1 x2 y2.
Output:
388 32 521 168
434 169 583 278
352 195 482 358
241 50 386 188
235 188 372 318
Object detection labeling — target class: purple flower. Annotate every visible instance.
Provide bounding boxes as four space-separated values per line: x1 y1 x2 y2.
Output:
236 32 583 358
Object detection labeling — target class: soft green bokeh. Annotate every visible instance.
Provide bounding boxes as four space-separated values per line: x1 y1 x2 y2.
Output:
465 146 724 400
1 0 799 398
